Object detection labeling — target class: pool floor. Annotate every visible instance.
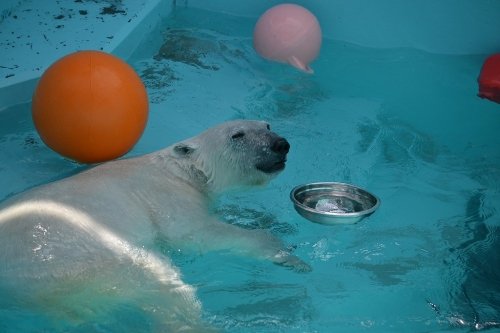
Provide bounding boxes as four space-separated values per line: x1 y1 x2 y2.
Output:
1 5 500 333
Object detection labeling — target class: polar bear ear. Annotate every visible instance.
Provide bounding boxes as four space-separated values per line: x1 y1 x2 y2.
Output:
173 142 198 157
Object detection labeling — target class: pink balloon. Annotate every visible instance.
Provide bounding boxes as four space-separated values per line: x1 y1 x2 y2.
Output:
253 4 322 73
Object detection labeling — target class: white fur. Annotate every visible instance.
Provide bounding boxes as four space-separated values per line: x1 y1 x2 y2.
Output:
0 120 309 331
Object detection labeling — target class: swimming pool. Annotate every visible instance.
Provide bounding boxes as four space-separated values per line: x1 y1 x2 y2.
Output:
1 1 500 332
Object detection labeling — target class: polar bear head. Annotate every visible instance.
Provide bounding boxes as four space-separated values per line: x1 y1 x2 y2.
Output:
169 120 290 193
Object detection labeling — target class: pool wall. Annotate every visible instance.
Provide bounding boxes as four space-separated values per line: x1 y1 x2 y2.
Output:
186 0 500 55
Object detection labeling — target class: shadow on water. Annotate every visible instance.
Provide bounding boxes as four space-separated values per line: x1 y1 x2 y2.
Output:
436 191 500 330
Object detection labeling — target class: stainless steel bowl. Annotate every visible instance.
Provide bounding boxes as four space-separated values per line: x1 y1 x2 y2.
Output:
290 182 380 225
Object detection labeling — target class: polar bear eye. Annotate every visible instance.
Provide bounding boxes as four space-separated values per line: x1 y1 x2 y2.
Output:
266 124 271 130
231 131 245 139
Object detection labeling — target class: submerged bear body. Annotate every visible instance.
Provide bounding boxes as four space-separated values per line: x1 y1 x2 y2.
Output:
0 120 308 332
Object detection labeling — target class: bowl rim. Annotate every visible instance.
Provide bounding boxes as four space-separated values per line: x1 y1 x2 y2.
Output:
290 181 380 218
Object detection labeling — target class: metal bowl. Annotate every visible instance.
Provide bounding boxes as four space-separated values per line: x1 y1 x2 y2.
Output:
290 182 380 225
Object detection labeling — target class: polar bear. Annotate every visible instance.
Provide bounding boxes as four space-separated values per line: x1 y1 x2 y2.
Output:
0 120 309 332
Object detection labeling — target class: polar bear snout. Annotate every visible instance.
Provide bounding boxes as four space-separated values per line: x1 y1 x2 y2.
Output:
255 135 290 174
271 137 290 154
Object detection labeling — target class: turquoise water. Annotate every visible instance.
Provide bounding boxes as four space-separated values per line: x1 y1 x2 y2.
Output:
1 6 500 333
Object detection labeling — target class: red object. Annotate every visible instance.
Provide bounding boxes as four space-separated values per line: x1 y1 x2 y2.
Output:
478 54 500 104
32 50 149 163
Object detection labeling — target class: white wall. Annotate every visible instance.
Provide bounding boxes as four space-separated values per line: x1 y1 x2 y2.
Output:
186 0 500 55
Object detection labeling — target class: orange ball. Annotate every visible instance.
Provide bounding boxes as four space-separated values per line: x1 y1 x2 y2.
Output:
32 50 149 163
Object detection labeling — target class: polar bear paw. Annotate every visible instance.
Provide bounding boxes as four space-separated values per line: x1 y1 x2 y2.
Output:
273 250 312 273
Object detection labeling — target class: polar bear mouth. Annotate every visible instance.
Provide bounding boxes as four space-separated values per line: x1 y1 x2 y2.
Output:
256 159 287 173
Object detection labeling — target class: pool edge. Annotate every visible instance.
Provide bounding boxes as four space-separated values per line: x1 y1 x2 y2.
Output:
0 0 172 112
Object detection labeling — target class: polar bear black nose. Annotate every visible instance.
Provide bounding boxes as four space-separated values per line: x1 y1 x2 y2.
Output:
271 138 290 154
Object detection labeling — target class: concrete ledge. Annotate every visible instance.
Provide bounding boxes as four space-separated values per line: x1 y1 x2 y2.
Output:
0 0 171 111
